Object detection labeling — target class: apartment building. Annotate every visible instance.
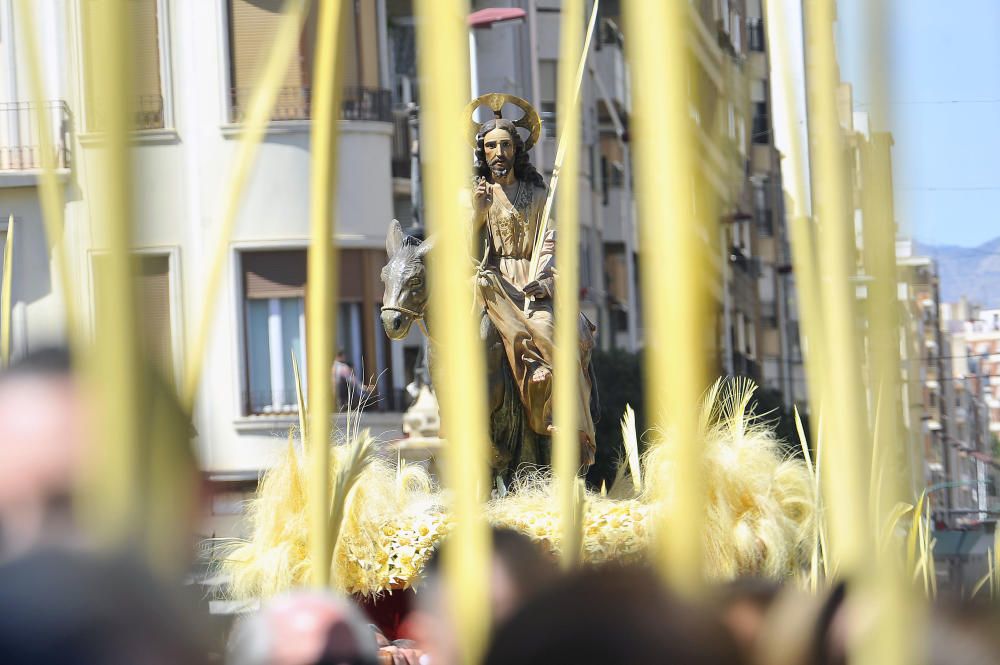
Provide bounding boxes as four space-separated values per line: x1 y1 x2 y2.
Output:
897 249 954 521
941 299 1000 522
0 1 406 479
897 249 999 526
744 0 804 408
959 307 1000 439
601 0 777 379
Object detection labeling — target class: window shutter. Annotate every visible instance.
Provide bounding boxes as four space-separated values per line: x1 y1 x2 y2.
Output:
243 250 307 299
137 255 173 379
242 249 386 301
228 0 310 118
81 1 163 129
92 254 173 379
130 0 162 109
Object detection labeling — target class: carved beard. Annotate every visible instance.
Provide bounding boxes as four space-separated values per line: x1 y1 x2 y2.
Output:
490 158 511 180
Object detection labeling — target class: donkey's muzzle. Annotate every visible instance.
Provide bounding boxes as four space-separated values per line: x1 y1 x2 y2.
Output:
381 310 412 340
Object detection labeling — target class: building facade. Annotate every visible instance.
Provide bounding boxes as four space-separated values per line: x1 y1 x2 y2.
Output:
0 0 807 489
941 298 1000 523
0 0 404 481
899 249 1000 526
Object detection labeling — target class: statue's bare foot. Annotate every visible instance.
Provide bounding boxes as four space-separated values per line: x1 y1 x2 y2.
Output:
530 365 551 384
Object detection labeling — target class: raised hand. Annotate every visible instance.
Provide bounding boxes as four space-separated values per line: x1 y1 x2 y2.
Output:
473 177 493 212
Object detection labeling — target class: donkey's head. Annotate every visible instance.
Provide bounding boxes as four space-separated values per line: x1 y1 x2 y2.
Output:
380 220 433 340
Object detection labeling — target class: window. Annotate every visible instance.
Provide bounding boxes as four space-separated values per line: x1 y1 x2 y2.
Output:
92 253 175 381
227 0 314 121
240 248 397 415
754 180 773 237
539 60 557 138
242 250 306 414
82 0 165 130
136 255 175 380
752 101 770 144
226 1 388 123
748 18 765 52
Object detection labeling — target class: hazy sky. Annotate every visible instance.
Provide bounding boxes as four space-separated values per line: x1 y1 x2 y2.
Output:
837 0 1000 248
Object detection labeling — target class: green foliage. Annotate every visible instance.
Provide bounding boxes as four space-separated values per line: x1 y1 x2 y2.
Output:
992 433 1000 460
587 348 645 489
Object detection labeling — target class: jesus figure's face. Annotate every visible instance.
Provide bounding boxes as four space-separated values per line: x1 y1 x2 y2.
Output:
483 127 516 184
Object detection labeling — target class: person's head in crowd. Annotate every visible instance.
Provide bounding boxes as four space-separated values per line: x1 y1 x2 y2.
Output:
228 589 379 665
714 578 783 656
484 564 744 665
0 546 209 665
927 598 1000 665
404 528 557 665
754 582 847 665
0 348 89 557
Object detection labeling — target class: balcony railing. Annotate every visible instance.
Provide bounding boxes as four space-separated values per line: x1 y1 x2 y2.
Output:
0 101 72 171
86 95 165 132
229 86 393 124
134 94 165 130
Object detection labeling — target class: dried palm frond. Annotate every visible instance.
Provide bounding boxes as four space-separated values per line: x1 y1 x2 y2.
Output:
222 378 815 597
0 216 13 368
291 351 307 442
327 429 376 570
622 404 641 494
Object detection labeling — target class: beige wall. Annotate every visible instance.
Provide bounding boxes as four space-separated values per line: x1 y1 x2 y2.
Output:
0 0 399 473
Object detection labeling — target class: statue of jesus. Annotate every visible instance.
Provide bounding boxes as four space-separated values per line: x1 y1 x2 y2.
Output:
469 103 597 468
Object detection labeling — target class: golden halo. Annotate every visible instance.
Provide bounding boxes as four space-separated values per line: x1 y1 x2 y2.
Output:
465 93 542 152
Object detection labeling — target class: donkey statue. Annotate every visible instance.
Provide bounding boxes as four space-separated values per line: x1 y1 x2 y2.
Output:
379 220 601 490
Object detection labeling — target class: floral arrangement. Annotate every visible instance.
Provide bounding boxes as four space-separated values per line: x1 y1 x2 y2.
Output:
220 380 814 599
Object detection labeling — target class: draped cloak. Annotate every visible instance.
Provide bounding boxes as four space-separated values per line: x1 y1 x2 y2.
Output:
471 178 597 465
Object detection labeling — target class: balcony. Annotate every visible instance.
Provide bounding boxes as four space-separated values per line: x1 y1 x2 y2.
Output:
391 104 416 179
594 20 630 115
729 245 760 278
0 101 72 172
228 86 393 124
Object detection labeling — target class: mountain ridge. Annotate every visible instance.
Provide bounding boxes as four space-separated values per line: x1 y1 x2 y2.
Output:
914 236 1000 309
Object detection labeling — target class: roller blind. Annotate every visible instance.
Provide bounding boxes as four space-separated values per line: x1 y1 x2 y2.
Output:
243 250 307 299
130 0 162 106
241 249 386 301
92 254 174 380
82 0 163 130
228 0 314 119
137 255 173 379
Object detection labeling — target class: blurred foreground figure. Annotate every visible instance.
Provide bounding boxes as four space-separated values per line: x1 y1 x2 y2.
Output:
484 565 743 665
228 590 380 665
403 528 558 665
713 579 782 657
0 547 209 665
0 349 89 557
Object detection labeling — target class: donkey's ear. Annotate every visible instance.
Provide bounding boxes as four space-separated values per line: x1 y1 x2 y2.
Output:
386 219 404 256
415 234 435 258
